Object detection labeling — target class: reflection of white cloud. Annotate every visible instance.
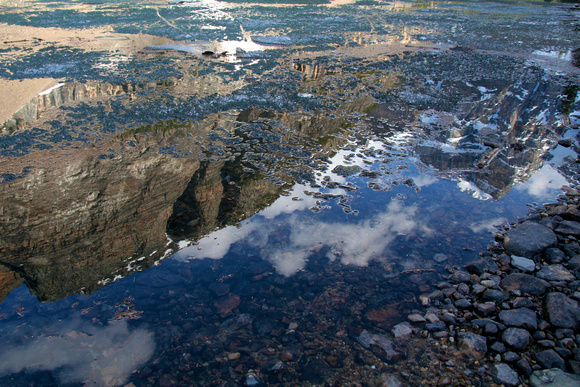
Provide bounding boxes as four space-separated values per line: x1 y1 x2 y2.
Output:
269 250 311 277
469 217 508 234
173 199 420 276
515 164 568 199
0 320 154 386
412 174 438 188
268 200 418 273
174 222 259 261
260 184 320 219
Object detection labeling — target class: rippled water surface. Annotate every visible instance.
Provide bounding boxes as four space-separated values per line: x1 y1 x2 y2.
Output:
0 0 579 385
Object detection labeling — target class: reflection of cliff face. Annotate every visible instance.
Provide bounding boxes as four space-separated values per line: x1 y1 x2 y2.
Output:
0 96 374 301
167 104 364 240
411 77 569 199
2 81 170 133
0 133 199 301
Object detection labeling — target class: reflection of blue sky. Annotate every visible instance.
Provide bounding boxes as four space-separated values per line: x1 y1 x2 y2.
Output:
514 164 568 200
0 318 154 386
175 198 421 276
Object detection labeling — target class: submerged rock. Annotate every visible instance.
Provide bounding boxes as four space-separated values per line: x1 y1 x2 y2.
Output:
357 330 407 362
221 313 253 332
465 256 499 275
392 322 413 339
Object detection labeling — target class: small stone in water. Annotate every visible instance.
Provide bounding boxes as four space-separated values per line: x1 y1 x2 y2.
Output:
408 313 427 323
425 313 440 323
433 253 448 263
245 373 261 386
480 279 497 288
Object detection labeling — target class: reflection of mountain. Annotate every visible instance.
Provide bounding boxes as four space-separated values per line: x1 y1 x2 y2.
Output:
0 98 374 301
0 130 199 301
410 77 569 199
167 104 364 240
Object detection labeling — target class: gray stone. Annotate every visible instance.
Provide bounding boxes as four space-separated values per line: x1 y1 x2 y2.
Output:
465 257 499 275
476 301 496 317
513 297 534 309
516 358 533 378
408 313 426 323
567 255 580 271
425 313 439 323
503 222 557 258
535 349 566 371
450 270 471 284
503 351 520 362
441 313 456 325
392 322 413 339
455 299 472 309
511 255 536 272
425 322 446 331
544 248 566 264
472 318 506 331
556 220 580 236
536 265 576 282
538 340 556 348
502 327 531 350
457 282 470 294
545 292 580 329
491 363 520 387
485 323 499 335
530 368 580 387
483 289 510 303
500 273 550 295
491 341 507 353
471 284 487 295
565 205 580 222
499 307 537 330
457 332 487 360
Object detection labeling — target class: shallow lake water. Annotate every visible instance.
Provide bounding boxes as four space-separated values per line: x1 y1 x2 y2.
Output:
0 0 579 385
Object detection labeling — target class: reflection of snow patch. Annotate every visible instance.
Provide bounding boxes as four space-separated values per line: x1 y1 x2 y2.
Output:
457 180 492 200
39 83 65 96
266 199 418 273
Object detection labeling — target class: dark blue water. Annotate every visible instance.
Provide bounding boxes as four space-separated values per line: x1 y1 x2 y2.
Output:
0 0 579 385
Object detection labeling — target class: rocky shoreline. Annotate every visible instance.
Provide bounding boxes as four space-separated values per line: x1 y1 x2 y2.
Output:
392 185 580 386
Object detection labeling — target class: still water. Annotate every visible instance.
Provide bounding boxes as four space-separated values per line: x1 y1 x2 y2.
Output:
0 0 579 385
